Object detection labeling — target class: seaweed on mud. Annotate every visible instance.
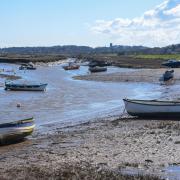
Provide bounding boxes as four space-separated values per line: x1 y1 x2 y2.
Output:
0 162 164 180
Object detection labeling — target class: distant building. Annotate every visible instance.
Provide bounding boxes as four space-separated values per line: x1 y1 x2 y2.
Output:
110 43 113 48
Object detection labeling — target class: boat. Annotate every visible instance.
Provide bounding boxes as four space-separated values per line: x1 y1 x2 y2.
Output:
0 117 35 144
89 66 107 73
89 60 111 67
123 98 180 118
162 59 180 68
5 80 47 91
19 63 36 70
63 62 80 70
163 70 174 81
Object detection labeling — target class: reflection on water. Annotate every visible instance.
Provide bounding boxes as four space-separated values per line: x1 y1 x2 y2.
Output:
0 63 180 129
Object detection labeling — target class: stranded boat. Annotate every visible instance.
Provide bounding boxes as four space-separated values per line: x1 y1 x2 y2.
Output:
162 70 174 81
19 63 36 70
5 80 47 91
63 62 80 70
123 98 180 118
89 66 107 73
0 117 35 144
162 59 180 68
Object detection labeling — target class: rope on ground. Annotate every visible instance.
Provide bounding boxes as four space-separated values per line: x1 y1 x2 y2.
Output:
119 107 128 119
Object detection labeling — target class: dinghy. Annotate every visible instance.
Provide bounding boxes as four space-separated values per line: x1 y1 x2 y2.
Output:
63 62 80 70
89 66 107 73
123 98 180 118
5 80 47 91
0 117 35 144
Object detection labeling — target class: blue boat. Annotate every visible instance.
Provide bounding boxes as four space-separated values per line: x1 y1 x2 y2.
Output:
162 59 180 68
0 117 35 144
5 80 47 91
163 70 174 81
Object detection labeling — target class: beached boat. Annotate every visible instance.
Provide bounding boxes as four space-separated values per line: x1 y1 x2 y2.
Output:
63 63 80 70
89 66 107 73
5 80 47 91
0 117 35 144
123 98 180 117
162 70 174 81
19 63 36 70
162 59 180 68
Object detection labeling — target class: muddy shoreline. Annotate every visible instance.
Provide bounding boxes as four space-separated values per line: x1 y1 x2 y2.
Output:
0 115 179 179
74 68 180 83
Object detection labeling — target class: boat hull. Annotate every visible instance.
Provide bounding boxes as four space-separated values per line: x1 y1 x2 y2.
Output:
0 118 35 144
63 65 80 70
89 67 107 73
123 99 180 118
5 84 47 91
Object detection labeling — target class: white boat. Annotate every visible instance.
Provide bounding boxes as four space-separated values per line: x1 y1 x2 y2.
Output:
123 98 180 117
5 80 47 91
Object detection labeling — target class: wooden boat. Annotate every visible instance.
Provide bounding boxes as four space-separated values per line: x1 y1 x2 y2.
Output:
63 63 80 70
5 80 47 91
123 98 180 118
0 117 35 144
89 66 107 73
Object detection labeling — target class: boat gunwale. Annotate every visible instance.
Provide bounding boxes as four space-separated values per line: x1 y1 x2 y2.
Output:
0 117 34 128
5 83 48 87
123 99 180 106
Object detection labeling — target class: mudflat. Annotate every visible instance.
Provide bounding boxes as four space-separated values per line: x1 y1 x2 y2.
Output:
0 115 178 179
74 68 180 83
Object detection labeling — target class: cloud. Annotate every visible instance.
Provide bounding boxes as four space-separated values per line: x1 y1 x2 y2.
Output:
91 0 180 47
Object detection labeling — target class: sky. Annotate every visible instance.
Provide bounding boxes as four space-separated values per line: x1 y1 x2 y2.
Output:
0 0 179 47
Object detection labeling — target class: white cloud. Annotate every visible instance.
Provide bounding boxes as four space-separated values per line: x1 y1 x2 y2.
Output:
91 0 180 47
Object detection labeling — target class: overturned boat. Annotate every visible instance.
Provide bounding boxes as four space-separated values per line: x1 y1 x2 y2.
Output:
89 66 107 73
0 117 35 144
123 98 180 118
5 80 47 91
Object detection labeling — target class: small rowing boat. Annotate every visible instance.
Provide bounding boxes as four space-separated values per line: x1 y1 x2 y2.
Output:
5 80 47 91
123 98 180 118
89 66 107 73
19 63 36 70
63 62 80 70
0 117 35 144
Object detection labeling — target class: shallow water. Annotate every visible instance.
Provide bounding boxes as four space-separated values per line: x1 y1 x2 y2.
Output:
165 166 180 180
0 62 179 130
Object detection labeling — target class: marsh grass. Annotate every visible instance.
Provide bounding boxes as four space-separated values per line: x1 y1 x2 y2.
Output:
135 54 180 60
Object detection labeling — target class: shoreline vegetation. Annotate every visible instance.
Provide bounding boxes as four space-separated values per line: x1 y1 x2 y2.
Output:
0 53 180 68
0 54 67 64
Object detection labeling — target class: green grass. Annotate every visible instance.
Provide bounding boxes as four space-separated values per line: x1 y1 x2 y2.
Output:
134 54 180 60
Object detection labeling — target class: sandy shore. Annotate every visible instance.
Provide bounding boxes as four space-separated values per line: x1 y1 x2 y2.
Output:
0 115 179 179
74 68 180 84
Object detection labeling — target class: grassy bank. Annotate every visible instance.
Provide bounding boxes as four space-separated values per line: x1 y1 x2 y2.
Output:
0 54 67 63
135 54 180 60
81 54 165 68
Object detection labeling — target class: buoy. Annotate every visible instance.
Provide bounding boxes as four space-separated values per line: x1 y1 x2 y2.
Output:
17 103 21 108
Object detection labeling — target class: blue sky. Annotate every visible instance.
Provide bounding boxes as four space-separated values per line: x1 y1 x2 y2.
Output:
1 0 179 47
